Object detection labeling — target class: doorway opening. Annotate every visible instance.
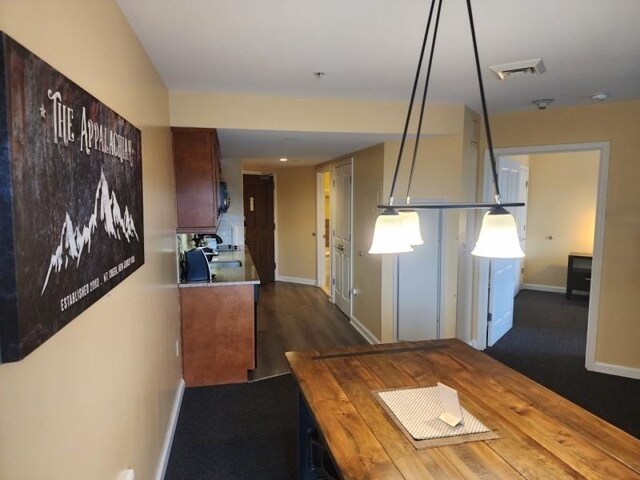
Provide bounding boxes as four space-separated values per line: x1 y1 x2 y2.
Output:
475 142 609 374
316 170 332 297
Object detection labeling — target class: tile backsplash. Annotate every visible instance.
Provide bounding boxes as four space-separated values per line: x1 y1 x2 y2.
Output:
216 214 245 247
174 214 245 282
175 214 244 252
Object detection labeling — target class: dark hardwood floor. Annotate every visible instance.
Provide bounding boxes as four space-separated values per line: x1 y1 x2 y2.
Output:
251 282 368 380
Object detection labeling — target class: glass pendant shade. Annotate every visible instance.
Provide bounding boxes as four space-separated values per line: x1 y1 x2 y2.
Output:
399 210 424 246
471 206 524 258
369 208 414 254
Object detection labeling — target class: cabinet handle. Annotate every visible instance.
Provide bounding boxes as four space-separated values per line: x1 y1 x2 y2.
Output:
586 277 591 281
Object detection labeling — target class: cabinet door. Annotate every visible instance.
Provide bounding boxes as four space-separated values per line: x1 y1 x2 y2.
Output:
173 128 219 232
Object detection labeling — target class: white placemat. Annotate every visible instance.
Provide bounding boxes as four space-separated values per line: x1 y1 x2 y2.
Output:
377 386 491 440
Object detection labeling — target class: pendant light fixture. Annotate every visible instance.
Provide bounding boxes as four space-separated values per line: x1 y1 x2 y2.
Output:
369 0 524 259
369 208 414 254
471 207 523 258
400 210 423 246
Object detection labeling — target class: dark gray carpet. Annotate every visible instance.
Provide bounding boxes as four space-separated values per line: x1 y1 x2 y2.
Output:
485 289 640 439
165 374 297 480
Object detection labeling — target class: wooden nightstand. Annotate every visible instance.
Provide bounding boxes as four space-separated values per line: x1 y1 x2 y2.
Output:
566 252 593 299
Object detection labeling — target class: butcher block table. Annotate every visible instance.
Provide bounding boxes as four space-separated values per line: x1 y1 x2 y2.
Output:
286 339 640 479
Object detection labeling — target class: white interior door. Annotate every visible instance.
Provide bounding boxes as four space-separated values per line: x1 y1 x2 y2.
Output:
333 162 352 316
488 258 516 346
397 208 443 341
487 156 529 346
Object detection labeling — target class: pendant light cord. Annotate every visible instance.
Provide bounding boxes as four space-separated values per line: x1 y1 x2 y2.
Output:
406 0 444 201
465 0 501 202
388 0 437 205
389 0 502 205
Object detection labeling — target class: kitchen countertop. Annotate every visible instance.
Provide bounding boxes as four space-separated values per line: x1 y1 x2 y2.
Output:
179 247 260 287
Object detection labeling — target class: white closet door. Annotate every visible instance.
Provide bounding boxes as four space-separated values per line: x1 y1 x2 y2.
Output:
397 208 443 341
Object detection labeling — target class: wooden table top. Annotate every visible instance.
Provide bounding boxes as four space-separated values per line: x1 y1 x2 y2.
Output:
286 339 640 479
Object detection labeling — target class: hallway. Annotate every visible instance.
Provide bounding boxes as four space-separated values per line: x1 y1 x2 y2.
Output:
252 281 368 380
165 281 368 479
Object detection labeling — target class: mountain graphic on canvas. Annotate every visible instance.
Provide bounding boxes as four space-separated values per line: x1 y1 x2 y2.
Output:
41 169 139 295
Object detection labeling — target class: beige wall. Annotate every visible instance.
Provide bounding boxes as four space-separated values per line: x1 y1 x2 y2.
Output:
171 91 466 136
524 151 599 287
0 2 180 480
480 101 640 369
276 167 317 280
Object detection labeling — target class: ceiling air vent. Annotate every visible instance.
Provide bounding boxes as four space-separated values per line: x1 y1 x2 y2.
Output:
489 58 546 80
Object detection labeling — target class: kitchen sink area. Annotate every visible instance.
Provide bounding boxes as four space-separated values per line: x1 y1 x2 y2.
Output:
209 259 242 269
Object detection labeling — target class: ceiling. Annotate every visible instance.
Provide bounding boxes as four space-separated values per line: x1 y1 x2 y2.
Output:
118 0 640 164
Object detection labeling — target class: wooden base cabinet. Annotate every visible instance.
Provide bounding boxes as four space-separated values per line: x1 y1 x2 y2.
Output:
180 285 255 386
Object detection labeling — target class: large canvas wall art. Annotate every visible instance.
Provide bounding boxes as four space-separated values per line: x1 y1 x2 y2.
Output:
0 33 145 363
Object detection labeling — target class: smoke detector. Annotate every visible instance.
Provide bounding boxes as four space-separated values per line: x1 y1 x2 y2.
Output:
489 58 546 80
532 98 554 110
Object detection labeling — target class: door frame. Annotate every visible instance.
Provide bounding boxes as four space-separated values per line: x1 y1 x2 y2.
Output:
331 159 353 317
242 170 278 280
316 168 332 298
473 142 609 375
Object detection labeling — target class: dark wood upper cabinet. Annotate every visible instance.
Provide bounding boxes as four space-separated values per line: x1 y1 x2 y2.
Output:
172 128 221 233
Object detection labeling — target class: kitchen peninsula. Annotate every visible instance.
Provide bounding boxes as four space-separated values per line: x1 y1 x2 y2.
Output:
288 339 640 479
179 247 260 386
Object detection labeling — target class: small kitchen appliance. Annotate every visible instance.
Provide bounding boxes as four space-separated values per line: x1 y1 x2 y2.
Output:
185 248 210 282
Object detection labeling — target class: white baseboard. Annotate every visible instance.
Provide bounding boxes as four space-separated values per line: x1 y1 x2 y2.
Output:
155 378 185 480
275 275 316 286
350 316 380 345
522 283 565 293
522 283 590 296
587 361 640 380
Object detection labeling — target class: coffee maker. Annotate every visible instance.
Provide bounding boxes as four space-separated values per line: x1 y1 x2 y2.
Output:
184 248 210 282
